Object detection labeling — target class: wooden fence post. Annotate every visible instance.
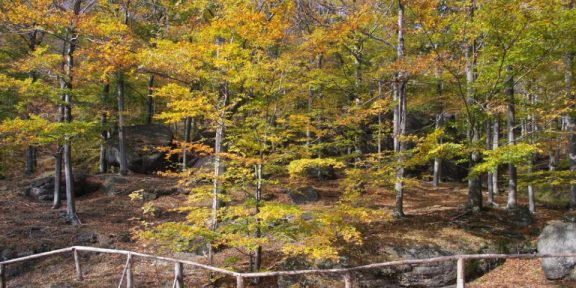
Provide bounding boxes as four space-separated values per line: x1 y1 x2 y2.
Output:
174 262 184 288
236 275 244 288
73 248 83 281
343 271 352 288
126 253 133 288
456 258 465 288
0 263 6 288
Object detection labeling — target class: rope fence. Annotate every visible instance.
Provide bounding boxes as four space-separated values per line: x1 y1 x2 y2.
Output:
1 246 575 288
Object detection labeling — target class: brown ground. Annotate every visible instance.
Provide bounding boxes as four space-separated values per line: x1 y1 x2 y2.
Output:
0 174 574 287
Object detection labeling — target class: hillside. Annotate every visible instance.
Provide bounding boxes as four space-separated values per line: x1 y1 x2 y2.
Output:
1 173 574 287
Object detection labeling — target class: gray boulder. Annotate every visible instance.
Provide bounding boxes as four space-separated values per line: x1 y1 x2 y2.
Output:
106 124 173 174
507 207 534 227
288 186 320 204
538 222 576 280
376 245 457 287
23 172 99 201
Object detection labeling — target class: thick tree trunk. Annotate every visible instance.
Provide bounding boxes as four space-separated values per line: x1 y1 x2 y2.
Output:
62 0 82 225
53 148 62 209
146 75 154 125
117 71 128 176
506 65 517 209
394 0 406 218
24 146 35 175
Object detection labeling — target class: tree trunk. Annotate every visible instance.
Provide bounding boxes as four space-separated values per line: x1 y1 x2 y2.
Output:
486 120 494 206
565 52 576 209
62 0 82 225
377 80 383 156
53 148 62 209
433 53 443 188
506 65 517 209
394 0 406 218
24 146 35 175
182 117 192 170
252 161 263 284
209 83 228 264
492 116 500 196
465 32 482 211
117 71 128 176
99 113 108 174
146 75 154 125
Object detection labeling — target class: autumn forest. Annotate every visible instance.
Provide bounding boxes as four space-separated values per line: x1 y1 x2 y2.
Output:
1 0 576 287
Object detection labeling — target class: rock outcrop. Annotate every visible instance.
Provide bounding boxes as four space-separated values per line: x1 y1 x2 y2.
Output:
538 222 576 280
106 124 173 174
23 172 100 201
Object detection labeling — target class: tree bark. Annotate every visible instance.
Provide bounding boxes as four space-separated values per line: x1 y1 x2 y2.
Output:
565 52 576 209
53 147 62 209
486 119 494 206
99 112 108 174
62 0 82 225
465 0 482 211
506 65 517 209
209 83 228 264
394 0 407 218
492 116 500 196
117 71 128 176
146 75 154 125
182 116 192 170
433 52 443 187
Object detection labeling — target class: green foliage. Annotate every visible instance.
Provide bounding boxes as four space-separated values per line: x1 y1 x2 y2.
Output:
471 143 542 176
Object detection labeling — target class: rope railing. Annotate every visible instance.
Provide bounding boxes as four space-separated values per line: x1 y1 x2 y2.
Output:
1 246 575 288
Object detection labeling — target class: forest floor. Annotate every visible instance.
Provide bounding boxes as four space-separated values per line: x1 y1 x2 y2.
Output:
0 173 574 287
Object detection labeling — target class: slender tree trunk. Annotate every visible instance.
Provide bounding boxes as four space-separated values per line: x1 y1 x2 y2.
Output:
99 113 108 174
465 30 482 211
146 75 154 125
564 52 576 209
377 80 383 156
506 65 517 209
209 83 229 265
306 88 312 147
117 71 128 176
492 116 500 196
433 53 443 187
182 117 192 170
527 94 536 213
486 120 494 206
394 0 406 218
252 161 263 283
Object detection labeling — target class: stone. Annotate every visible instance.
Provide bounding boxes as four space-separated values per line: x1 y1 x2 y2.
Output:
383 245 457 287
106 124 174 174
538 222 576 280
507 207 534 227
288 186 320 204
22 172 100 201
76 232 100 245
